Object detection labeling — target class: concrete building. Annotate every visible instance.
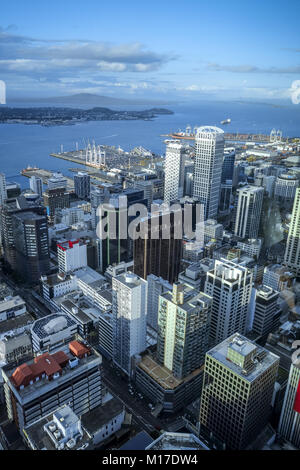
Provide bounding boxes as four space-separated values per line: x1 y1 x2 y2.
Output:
57 239 88 273
252 286 281 339
0 331 32 364
47 172 67 190
274 173 298 203
192 126 224 219
31 313 78 353
74 172 91 199
24 404 91 450
163 140 186 204
263 264 295 292
29 176 43 198
146 274 172 331
204 259 253 346
284 188 300 277
234 185 264 239
236 238 262 259
203 219 223 243
278 363 300 447
199 333 279 450
157 283 212 379
0 296 26 323
112 272 147 376
2 341 102 431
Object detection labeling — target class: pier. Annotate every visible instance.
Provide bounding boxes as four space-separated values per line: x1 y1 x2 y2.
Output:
20 167 74 190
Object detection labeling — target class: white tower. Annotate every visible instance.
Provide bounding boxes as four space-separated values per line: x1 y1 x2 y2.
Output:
112 272 147 376
163 140 186 204
192 126 224 219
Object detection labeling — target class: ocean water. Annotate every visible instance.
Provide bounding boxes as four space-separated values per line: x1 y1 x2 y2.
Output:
0 100 299 188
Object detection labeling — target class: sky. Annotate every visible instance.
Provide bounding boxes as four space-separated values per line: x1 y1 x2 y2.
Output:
0 0 300 102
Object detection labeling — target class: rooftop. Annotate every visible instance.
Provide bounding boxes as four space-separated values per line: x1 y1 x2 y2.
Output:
146 432 209 450
138 354 203 390
81 397 124 433
31 313 76 339
0 295 25 315
3 342 101 403
207 333 279 382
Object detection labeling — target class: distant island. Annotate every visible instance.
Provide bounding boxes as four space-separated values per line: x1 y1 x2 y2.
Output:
0 106 174 126
9 92 174 107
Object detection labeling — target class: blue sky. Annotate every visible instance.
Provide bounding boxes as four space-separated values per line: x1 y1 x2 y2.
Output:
1 0 300 102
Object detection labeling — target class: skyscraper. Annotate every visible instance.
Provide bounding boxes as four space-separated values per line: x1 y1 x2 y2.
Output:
284 188 300 277
133 206 182 284
74 172 91 199
12 211 50 284
252 286 280 339
199 333 279 450
204 259 253 346
146 274 172 331
112 272 147 376
0 172 7 206
0 195 47 272
157 283 212 379
43 187 70 222
278 362 300 447
163 140 186 204
234 185 264 239
192 126 224 219
29 175 43 197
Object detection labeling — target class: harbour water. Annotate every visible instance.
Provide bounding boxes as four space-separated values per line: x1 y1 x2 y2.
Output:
0 100 299 188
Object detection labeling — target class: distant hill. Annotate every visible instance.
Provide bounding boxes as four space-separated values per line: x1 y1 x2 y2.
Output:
17 93 172 107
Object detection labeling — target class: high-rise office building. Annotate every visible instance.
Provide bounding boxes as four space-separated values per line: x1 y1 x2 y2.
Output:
252 286 280 339
199 333 279 450
12 211 50 284
204 259 253 346
0 172 7 206
57 239 87 273
278 363 300 447
112 272 147 376
284 188 300 277
29 176 43 197
133 206 182 284
43 187 70 222
146 274 172 331
98 189 147 272
234 185 264 239
192 126 224 219
2 340 102 431
163 140 186 204
0 195 47 272
74 172 91 199
157 283 212 379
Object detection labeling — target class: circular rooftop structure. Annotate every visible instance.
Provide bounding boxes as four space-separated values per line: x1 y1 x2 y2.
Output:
195 126 224 135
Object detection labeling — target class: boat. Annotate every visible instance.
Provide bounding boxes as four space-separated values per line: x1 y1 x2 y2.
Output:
220 118 231 125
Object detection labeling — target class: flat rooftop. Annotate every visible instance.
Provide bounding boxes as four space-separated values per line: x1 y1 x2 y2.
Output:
81 397 123 433
207 333 279 382
146 432 209 450
0 312 34 338
0 295 25 314
161 285 212 312
138 354 203 390
24 406 91 450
